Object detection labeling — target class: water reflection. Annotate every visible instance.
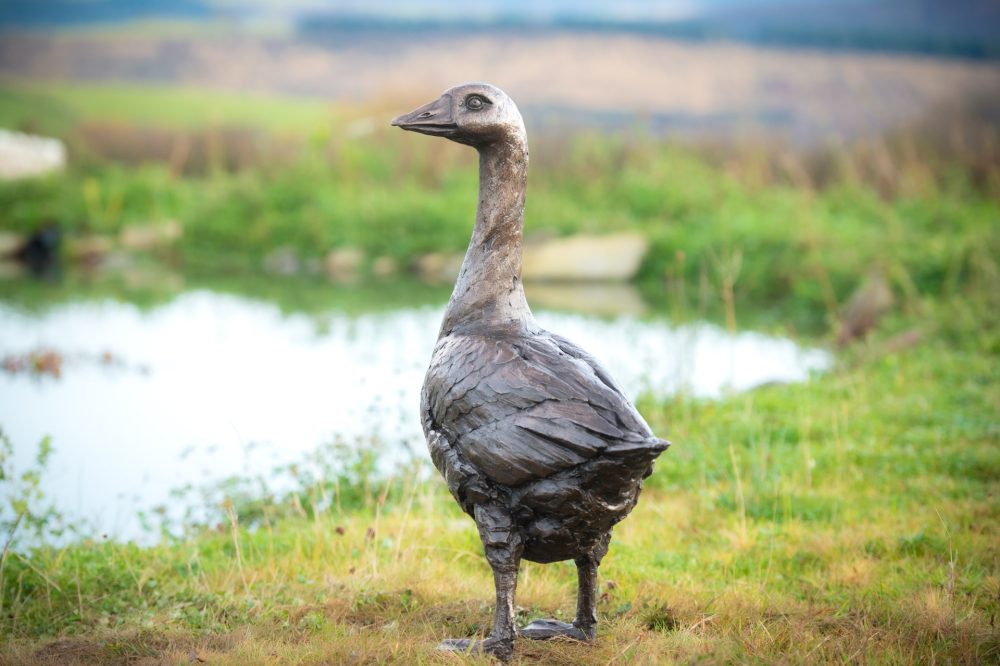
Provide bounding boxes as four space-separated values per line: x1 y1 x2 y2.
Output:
525 282 648 316
0 288 830 539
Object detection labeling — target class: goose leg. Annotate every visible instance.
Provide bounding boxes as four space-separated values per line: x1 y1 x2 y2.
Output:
439 503 522 661
520 533 610 642
572 553 600 639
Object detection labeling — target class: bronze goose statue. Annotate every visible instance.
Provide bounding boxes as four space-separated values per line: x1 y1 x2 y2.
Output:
392 83 670 660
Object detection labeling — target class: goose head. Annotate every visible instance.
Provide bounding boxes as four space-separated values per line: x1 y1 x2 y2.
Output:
391 83 524 148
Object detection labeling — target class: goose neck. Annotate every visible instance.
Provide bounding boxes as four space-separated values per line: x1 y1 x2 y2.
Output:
439 132 532 336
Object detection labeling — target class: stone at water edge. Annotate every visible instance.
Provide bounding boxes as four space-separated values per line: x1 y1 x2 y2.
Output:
522 232 649 282
372 256 400 278
523 282 648 316
67 235 115 264
0 232 25 256
119 220 183 251
264 246 302 276
325 247 365 281
0 130 66 181
414 252 464 284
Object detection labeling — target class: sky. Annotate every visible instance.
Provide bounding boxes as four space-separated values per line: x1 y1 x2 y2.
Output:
0 0 838 27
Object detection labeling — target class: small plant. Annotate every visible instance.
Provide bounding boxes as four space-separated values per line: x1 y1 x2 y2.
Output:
0 430 67 550
0 429 74 618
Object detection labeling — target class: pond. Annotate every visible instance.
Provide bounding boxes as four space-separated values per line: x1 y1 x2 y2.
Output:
0 276 831 541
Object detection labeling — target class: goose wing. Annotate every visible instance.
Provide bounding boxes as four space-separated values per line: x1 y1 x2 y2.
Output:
423 331 664 487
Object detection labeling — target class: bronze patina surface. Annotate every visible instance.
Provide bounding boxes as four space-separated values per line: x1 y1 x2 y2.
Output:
393 83 670 661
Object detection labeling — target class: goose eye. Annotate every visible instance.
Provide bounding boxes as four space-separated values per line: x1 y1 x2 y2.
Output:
466 95 485 111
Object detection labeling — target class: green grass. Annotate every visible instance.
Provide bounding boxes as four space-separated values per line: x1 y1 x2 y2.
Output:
1 86 997 334
1 82 999 663
1 305 997 663
0 81 337 136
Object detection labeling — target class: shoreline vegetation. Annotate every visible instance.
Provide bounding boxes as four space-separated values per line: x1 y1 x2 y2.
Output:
1 82 998 663
2 82 997 334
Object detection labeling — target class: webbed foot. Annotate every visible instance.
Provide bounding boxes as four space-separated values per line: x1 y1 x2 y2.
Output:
519 618 594 641
438 636 514 661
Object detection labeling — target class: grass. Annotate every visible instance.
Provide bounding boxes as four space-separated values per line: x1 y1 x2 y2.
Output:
1 82 997 335
0 82 999 663
1 309 997 663
0 81 338 136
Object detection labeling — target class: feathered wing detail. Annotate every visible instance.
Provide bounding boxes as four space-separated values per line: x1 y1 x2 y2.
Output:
423 331 669 488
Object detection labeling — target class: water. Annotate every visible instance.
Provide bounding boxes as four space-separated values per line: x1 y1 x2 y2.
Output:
0 285 831 540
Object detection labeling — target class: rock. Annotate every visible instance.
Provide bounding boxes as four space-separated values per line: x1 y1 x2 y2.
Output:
119 219 182 251
838 270 894 346
325 247 364 281
524 283 647 316
0 232 25 256
372 255 399 278
415 252 464 284
67 235 114 265
0 130 66 181
303 257 324 275
263 246 301 275
522 233 648 282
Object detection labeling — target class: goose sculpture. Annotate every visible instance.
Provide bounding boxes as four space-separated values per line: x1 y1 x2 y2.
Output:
392 83 670 660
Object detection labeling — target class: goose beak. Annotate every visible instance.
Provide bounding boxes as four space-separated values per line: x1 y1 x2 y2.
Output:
391 95 457 136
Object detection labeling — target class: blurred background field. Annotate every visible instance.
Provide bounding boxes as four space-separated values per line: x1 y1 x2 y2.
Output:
0 1 998 664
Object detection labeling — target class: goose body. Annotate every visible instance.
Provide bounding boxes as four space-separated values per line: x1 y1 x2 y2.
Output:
423 329 666 563
392 83 669 660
